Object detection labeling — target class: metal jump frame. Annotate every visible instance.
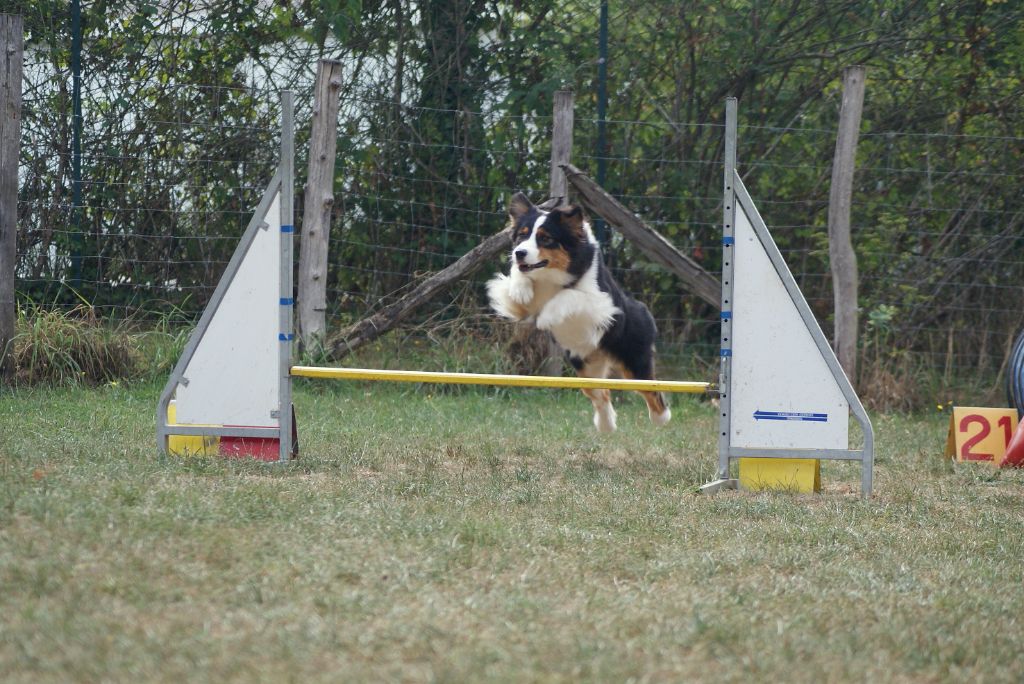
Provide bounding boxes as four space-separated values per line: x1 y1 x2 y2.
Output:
157 94 873 497
156 91 295 463
703 97 875 497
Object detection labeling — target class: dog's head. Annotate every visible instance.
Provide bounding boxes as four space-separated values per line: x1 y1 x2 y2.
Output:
506 192 595 281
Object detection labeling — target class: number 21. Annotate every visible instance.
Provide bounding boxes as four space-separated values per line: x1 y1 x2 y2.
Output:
960 414 1013 461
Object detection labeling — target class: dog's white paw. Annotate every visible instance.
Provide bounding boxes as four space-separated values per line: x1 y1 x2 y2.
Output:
508 277 534 306
594 405 617 433
650 406 672 427
486 274 523 320
535 307 559 331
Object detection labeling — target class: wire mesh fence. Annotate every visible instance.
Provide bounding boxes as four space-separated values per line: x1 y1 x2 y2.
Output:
19 70 281 319
10 0 1024 403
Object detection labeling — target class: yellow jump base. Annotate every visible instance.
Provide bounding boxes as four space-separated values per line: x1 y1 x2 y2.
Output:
290 366 712 394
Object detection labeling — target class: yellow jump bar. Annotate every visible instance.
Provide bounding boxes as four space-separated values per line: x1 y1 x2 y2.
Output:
290 366 711 394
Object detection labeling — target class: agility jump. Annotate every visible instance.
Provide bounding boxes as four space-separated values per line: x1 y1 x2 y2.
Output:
156 93 874 497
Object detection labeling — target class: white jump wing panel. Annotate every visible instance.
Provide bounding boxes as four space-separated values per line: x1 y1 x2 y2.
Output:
729 194 848 451
174 193 282 427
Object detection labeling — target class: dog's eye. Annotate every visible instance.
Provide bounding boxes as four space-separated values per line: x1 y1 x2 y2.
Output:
537 235 558 248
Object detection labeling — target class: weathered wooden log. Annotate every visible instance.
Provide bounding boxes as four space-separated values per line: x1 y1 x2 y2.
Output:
561 163 721 309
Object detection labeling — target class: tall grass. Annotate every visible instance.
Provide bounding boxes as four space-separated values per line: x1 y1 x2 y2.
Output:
6 303 191 388
9 304 141 386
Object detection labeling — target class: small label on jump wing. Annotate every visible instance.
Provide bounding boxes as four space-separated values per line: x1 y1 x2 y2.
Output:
753 410 828 422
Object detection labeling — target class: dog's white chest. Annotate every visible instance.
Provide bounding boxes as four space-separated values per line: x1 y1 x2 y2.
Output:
538 287 619 357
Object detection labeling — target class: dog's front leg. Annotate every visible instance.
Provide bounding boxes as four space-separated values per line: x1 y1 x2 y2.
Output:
577 355 617 433
506 269 534 307
486 271 533 320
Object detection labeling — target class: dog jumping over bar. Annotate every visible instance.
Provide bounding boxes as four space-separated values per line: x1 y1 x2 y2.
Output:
486 193 670 433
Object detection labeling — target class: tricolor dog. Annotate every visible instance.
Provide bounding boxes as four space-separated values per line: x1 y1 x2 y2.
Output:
487 193 670 433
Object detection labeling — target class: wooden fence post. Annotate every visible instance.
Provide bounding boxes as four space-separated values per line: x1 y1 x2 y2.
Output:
298 59 343 348
828 65 866 383
1 14 22 381
549 90 573 201
530 90 575 375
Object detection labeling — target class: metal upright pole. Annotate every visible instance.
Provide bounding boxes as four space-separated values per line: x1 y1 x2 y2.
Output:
717 98 738 482
278 91 295 462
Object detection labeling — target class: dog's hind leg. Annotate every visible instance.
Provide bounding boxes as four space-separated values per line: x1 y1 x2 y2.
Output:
638 387 671 427
582 387 616 433
620 358 672 427
573 353 617 433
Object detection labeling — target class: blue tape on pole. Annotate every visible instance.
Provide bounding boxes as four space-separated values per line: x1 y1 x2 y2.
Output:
281 224 295 233
280 298 294 306
279 333 295 341
722 236 735 245
720 348 732 357
753 410 828 423
720 311 732 320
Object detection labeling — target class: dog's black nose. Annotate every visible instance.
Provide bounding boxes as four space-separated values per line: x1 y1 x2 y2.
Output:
514 249 527 262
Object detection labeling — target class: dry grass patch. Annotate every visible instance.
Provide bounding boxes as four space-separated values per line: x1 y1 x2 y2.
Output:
1 381 1023 682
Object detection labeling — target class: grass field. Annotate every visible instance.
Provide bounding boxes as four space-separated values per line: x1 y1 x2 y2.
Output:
2 378 1023 682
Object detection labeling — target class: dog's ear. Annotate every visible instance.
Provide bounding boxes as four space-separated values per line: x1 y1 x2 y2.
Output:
508 192 535 221
553 204 586 237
